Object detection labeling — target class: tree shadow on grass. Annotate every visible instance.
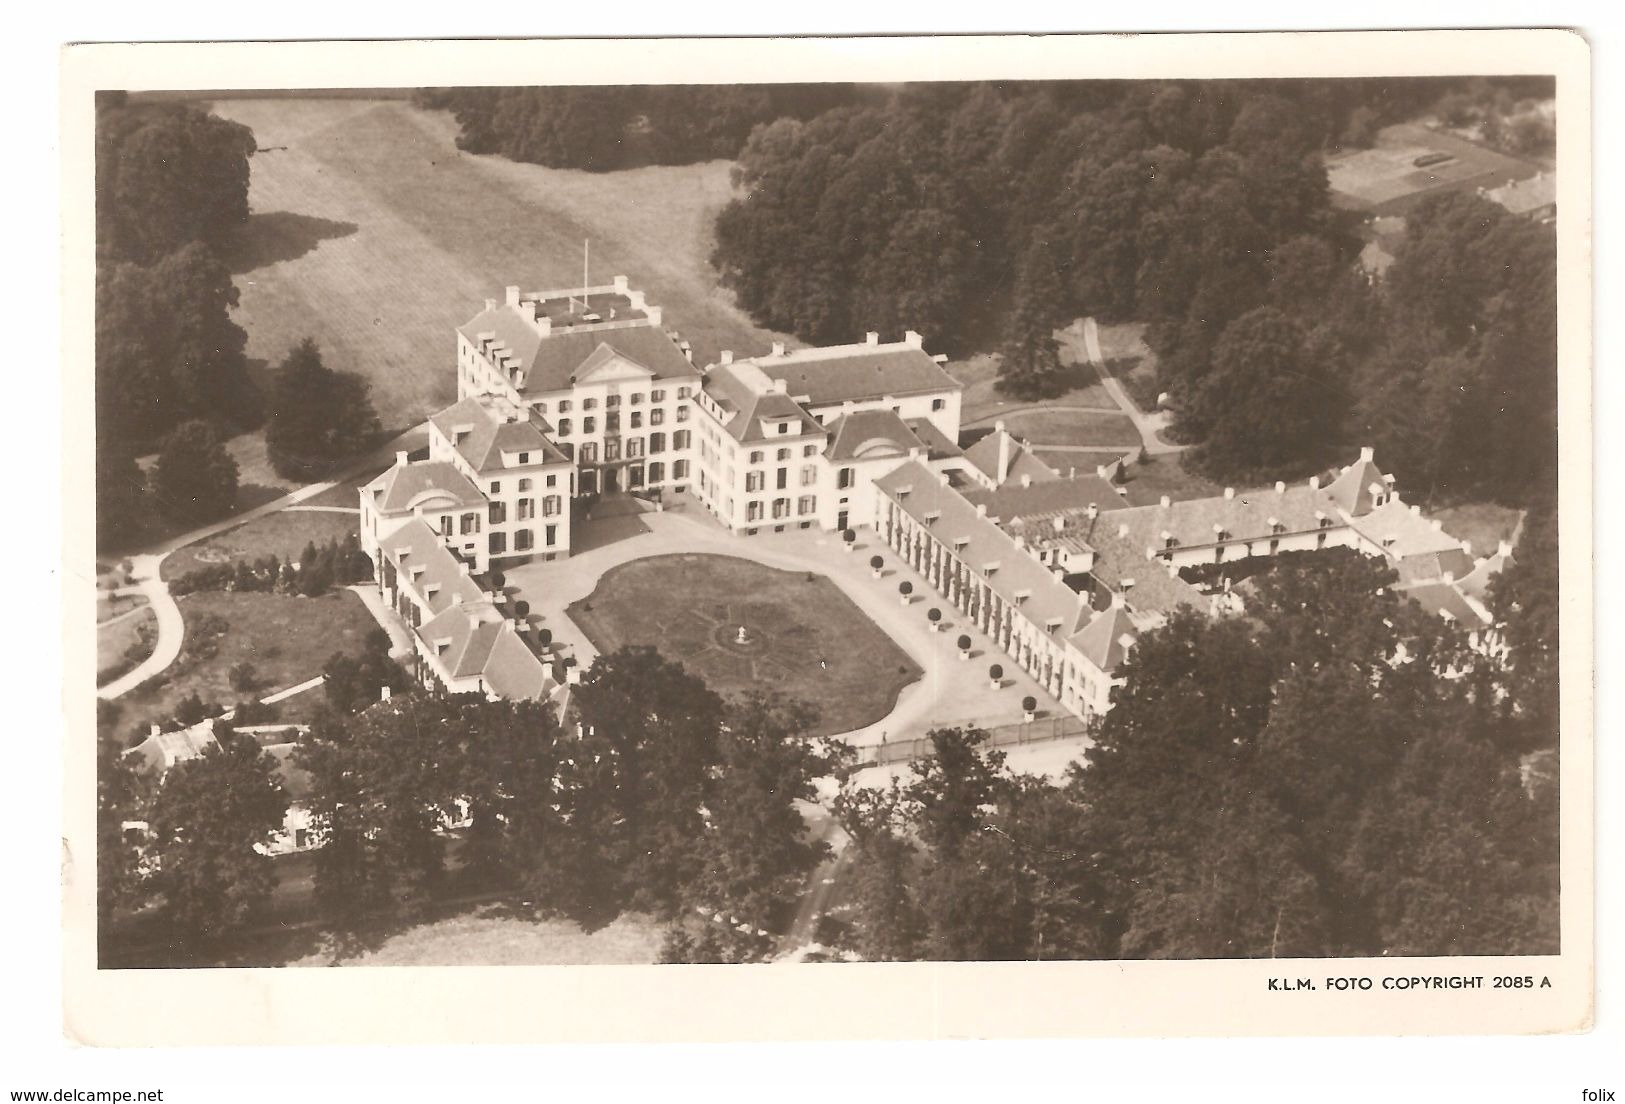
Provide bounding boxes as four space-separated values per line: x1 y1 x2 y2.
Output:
226 211 359 276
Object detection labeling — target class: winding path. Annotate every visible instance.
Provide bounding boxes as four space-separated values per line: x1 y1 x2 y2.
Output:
1066 317 1187 457
97 426 426 701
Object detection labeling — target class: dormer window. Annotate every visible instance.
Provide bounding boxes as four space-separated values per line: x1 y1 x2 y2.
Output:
924 510 941 525
1014 589 1032 605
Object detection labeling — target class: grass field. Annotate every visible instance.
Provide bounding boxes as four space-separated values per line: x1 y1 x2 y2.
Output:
116 589 377 733
289 909 665 967
162 507 360 580
204 98 789 432
96 590 148 623
1113 453 1228 504
97 608 156 687
955 351 1115 426
998 409 1143 449
566 553 920 738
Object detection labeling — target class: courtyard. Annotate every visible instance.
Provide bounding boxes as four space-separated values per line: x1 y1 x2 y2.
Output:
567 554 921 738
503 499 1066 748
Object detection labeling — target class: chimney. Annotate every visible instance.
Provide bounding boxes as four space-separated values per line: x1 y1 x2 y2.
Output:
505 285 521 307
1110 590 1127 608
1224 487 1235 500
996 426 1012 484
975 503 988 517
1499 539 1513 557
1309 475 1321 490
380 685 392 702
536 316 551 338
904 330 923 348
1052 516 1065 534
1160 495 1171 509
518 299 537 326
1096 464 1110 479
1275 481 1286 495
1118 523 1131 538
1442 571 1455 585
1431 519 1444 532
1086 503 1099 521
458 562 471 576
150 723 161 738
1021 474 1032 489
720 350 733 366
613 275 629 294
772 341 786 357
865 331 880 346
484 297 497 312
646 306 662 326
396 451 408 467
1360 445 1375 462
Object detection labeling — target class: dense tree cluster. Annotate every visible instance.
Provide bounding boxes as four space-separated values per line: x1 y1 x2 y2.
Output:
416 84 861 171
264 339 381 481
833 554 1559 961
712 79 1556 498
95 95 258 544
291 648 845 959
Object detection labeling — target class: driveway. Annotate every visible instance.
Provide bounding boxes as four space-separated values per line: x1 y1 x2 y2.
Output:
1063 317 1187 456
97 425 428 700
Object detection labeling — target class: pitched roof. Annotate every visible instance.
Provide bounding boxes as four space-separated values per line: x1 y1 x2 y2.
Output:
743 345 960 407
1455 544 1515 602
962 430 1062 487
481 629 552 701
1106 483 1332 555
874 461 1092 638
379 518 490 616
1075 522 1208 617
903 418 962 460
825 409 925 462
1488 171 1556 216
369 460 485 514
963 471 1143 519
1322 456 1391 516
702 362 824 443
1067 602 1139 673
459 306 695 394
1398 580 1488 624
429 397 567 473
1393 547 1477 586
1347 499 1472 559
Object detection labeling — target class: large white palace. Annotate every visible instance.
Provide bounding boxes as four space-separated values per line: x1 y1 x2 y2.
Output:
360 278 1512 719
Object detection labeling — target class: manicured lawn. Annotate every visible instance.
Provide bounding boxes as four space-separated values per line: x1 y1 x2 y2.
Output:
96 590 148 624
566 553 921 738
206 97 788 430
1431 502 1525 558
289 909 665 967
97 607 156 687
162 508 360 580
999 409 1143 449
1114 453 1227 504
955 350 1115 426
115 589 378 735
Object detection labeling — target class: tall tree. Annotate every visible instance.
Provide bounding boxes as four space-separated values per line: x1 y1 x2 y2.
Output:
146 727 288 943
150 419 239 524
97 729 151 932
264 338 380 480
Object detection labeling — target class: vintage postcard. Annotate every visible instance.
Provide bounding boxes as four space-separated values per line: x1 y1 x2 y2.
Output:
60 30 1592 1044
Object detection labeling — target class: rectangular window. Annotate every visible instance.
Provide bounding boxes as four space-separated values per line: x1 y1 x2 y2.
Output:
674 430 691 449
515 529 533 551
629 392 643 405
460 513 480 535
544 474 556 488
648 461 665 483
584 416 597 434
746 471 765 493
750 450 764 464
777 447 791 461
580 442 598 463
798 495 816 516
543 495 562 517
650 408 665 426
605 438 621 461
801 465 817 486
649 432 666 454
627 438 644 459
837 467 855 490
490 531 507 555
747 501 764 522
606 394 620 408
545 524 557 546
676 406 690 422
439 516 453 537
674 460 689 479
607 412 620 431
558 418 572 436
776 468 788 490
558 399 572 413
488 501 507 525
489 481 501 494
630 412 643 429
932 398 946 412
651 389 665 402
518 499 535 520
518 478 532 492
583 397 597 410
803 444 818 457
772 498 790 519
678 386 691 399
778 423 789 435
518 452 529 465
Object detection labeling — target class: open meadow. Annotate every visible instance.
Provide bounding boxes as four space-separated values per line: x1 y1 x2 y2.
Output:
207 97 791 432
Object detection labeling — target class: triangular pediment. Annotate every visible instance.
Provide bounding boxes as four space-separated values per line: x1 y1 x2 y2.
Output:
572 342 656 385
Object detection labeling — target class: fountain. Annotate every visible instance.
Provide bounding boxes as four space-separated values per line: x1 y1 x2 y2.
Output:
735 625 753 646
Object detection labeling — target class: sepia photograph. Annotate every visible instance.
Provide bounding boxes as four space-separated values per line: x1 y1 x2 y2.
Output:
57 30 1593 1045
